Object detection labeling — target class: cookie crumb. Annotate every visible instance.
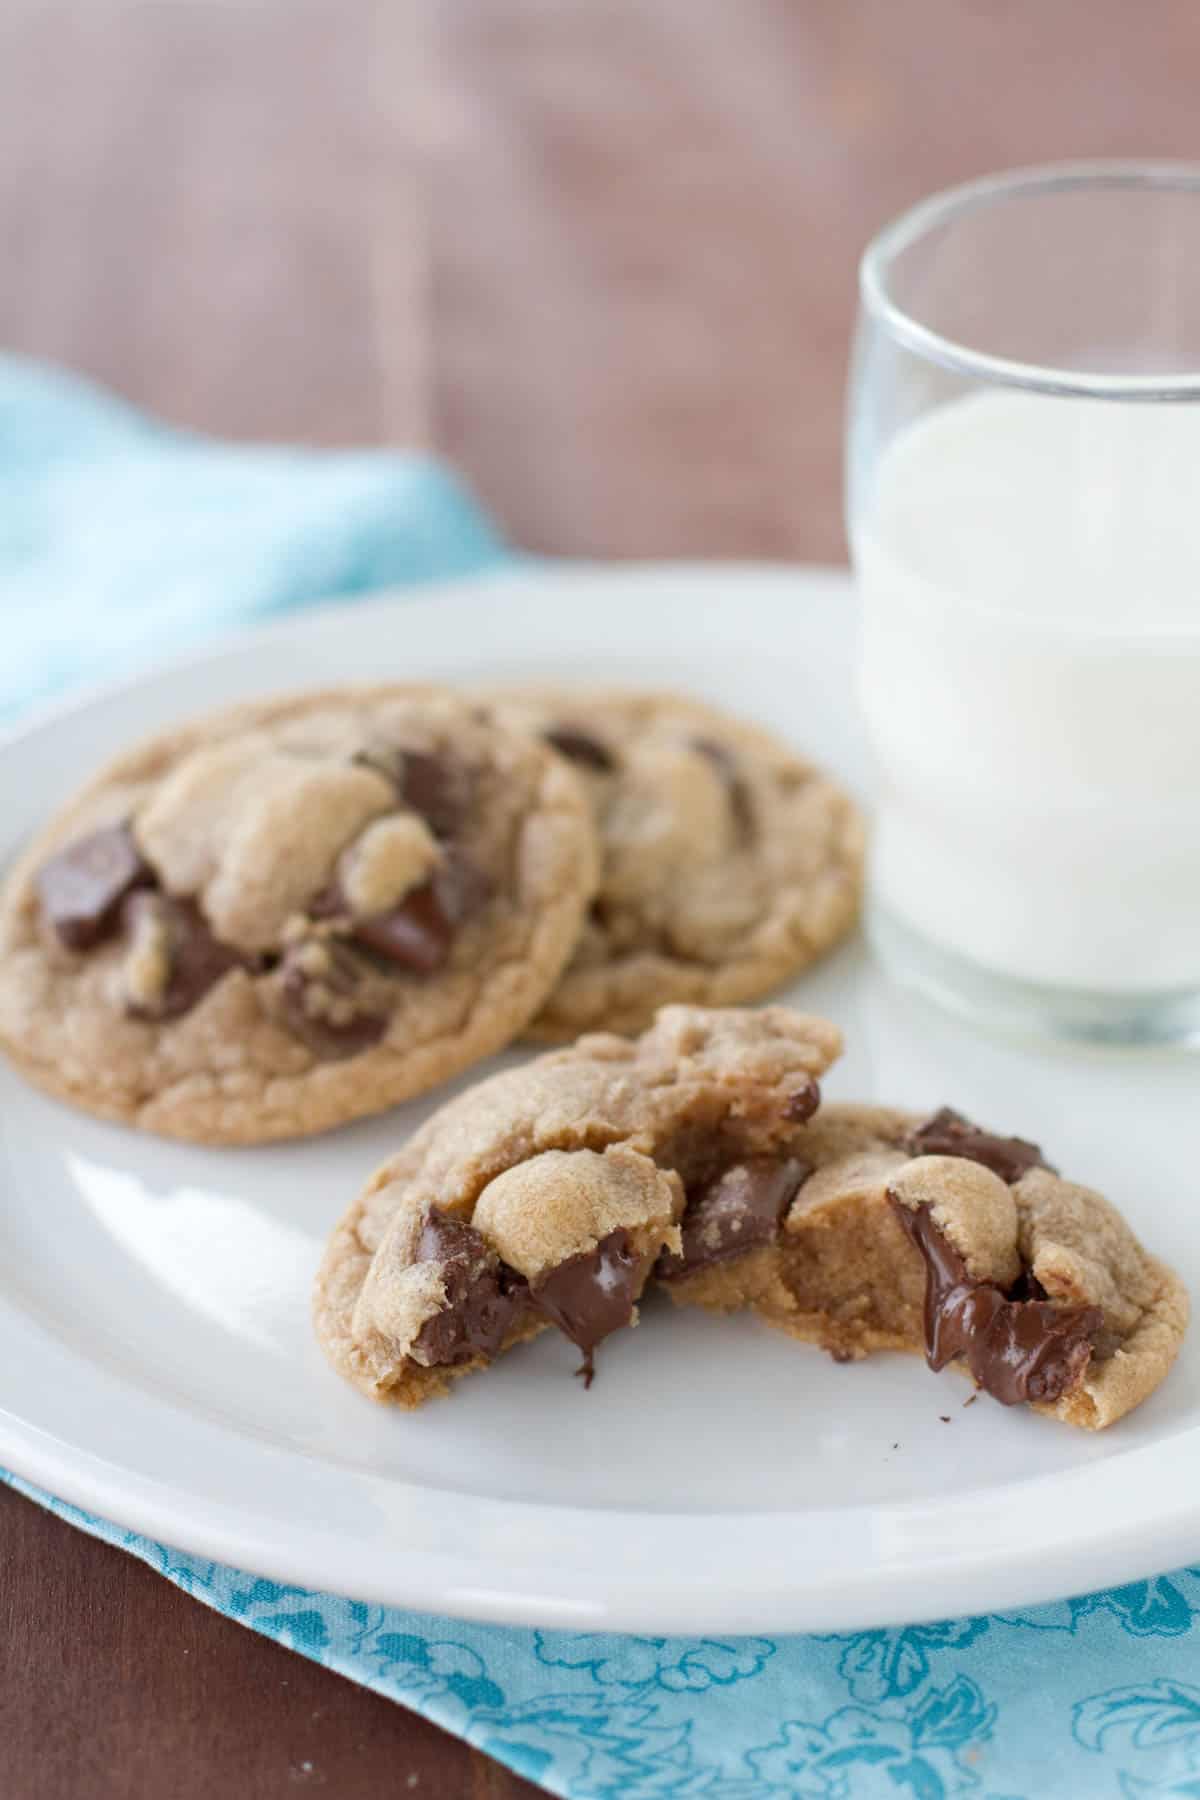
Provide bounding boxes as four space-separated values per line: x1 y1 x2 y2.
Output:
121 897 172 1010
296 939 332 979
341 813 439 915
282 913 308 945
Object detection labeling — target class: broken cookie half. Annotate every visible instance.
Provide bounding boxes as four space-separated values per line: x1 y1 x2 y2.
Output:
668 1103 1188 1431
314 1003 842 1404
318 1005 1186 1429
349 1144 683 1399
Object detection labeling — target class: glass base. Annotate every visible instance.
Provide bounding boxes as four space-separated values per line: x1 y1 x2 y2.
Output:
869 903 1200 1050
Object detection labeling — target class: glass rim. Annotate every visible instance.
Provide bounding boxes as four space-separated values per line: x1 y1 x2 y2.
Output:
860 159 1200 399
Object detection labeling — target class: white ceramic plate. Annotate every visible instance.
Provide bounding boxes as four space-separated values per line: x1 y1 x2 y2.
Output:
1 564 1197 1635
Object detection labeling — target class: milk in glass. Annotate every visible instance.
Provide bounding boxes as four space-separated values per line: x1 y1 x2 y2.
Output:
855 390 1200 993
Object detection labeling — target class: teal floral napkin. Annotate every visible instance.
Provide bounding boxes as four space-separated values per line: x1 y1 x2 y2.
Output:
5 1473 1200 1799
4 355 1199 1800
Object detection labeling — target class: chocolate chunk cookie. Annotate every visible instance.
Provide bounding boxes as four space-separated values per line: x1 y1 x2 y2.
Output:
317 1000 1184 1429
0 688 598 1142
482 689 865 1038
314 1004 843 1405
669 1102 1187 1430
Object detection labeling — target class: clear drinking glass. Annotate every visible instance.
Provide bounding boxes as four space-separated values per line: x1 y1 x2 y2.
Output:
846 161 1200 1047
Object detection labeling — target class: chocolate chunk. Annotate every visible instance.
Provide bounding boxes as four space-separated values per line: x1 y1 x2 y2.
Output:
411 1210 529 1366
543 725 616 773
691 736 755 838
36 823 152 950
278 937 388 1057
286 1002 387 1060
356 745 468 839
352 850 493 975
782 1077 821 1124
530 1228 641 1386
305 882 346 922
415 1209 486 1267
396 749 469 840
353 884 451 973
906 1108 1051 1185
656 1157 810 1281
890 1198 1102 1407
123 892 246 1020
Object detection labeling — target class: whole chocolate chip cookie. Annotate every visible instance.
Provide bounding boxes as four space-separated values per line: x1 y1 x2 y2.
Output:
482 690 865 1039
0 687 599 1142
667 1102 1188 1430
314 1004 843 1405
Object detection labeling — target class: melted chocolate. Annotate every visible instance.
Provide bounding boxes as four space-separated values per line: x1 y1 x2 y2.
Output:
530 1228 641 1386
408 1214 647 1388
782 1077 821 1124
543 726 616 773
411 1211 529 1367
906 1108 1050 1185
278 938 388 1057
352 850 494 975
37 823 152 950
123 892 248 1020
691 736 755 838
657 1157 810 1281
891 1198 1102 1406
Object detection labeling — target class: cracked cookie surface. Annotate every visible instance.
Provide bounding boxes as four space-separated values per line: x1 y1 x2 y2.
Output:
482 689 864 1038
0 687 598 1143
314 1004 842 1405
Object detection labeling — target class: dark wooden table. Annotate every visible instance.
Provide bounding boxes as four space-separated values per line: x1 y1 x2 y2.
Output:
3 3 1199 1793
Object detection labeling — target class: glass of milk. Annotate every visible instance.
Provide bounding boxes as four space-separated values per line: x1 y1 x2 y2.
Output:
847 162 1200 1047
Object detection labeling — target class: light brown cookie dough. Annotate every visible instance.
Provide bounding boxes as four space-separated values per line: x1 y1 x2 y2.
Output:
655 1102 915 1321
0 687 599 1143
314 1004 842 1405
668 1102 1187 1430
480 689 865 1039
